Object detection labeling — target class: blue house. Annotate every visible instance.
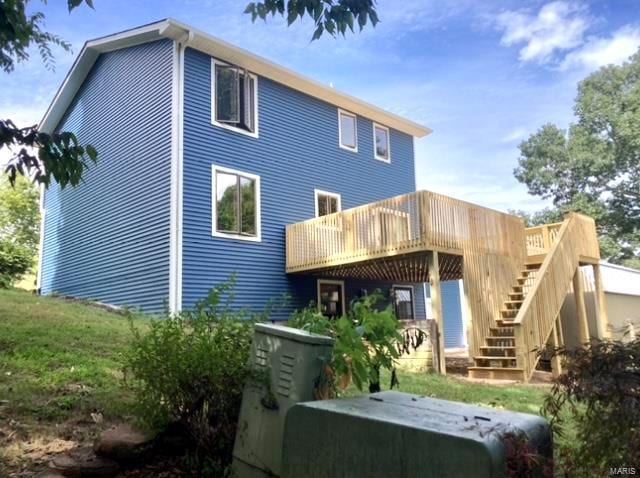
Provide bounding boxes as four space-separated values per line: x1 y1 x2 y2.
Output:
38 19 438 322
39 19 603 381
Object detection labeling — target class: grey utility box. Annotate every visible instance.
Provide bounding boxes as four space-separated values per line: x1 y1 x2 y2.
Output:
282 391 552 478
232 323 333 478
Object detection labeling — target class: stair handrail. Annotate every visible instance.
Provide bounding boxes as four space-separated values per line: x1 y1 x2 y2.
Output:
512 213 599 378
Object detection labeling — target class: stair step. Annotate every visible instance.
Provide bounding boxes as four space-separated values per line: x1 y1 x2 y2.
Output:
512 285 523 291
525 263 542 270
468 367 525 381
486 335 515 341
474 356 517 362
500 308 518 317
496 319 515 326
504 300 523 307
508 292 524 298
485 335 516 347
480 345 516 350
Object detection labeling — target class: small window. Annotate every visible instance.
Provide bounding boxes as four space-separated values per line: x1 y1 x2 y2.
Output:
317 280 345 318
315 190 341 217
393 286 414 320
212 166 260 241
212 60 258 136
374 124 390 162
338 110 357 151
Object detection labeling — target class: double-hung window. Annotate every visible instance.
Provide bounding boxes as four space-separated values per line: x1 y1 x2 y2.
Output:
338 110 357 151
212 60 258 136
212 166 261 241
373 123 390 162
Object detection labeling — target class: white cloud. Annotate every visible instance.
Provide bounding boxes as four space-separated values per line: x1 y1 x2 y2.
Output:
500 127 527 144
561 25 640 71
495 1 590 63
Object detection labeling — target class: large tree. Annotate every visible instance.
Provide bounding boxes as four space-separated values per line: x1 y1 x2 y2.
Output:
515 50 640 268
1 0 378 188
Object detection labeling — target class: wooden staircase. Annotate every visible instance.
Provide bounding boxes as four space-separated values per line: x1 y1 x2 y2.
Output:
468 263 541 380
468 213 601 382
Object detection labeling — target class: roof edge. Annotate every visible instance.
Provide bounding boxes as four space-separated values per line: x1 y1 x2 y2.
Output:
39 19 432 138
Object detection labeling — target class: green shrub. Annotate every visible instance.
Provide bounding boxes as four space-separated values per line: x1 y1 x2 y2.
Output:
123 280 269 476
542 339 640 475
0 238 32 288
288 291 402 394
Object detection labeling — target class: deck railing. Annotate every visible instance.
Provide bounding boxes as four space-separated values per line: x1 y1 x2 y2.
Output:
514 213 600 378
286 190 525 273
525 223 563 257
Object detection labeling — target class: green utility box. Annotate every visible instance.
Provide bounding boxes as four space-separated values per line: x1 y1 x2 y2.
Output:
232 323 333 478
282 391 552 478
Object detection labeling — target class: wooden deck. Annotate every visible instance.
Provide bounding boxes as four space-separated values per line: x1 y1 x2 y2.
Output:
285 190 603 382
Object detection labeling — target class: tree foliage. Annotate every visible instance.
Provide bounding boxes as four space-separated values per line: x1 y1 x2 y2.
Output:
0 175 39 250
515 50 640 267
1 0 98 188
0 176 39 287
245 0 379 40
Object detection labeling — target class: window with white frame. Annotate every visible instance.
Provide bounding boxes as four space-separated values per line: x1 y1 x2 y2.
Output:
393 286 414 320
315 190 341 217
374 124 390 162
212 166 260 241
212 60 257 136
338 110 357 151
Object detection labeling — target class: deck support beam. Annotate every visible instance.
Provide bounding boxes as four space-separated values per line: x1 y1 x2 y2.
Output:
428 251 446 375
593 263 610 339
573 267 590 346
550 318 562 377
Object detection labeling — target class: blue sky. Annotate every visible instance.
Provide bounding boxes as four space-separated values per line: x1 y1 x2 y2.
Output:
2 0 639 212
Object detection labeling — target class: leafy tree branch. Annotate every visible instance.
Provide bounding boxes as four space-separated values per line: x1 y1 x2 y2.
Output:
245 0 379 40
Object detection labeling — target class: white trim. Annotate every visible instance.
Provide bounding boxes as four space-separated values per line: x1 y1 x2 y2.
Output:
169 40 186 314
314 189 342 217
338 109 358 152
373 123 391 163
35 183 46 292
392 284 416 321
210 58 259 139
39 19 431 138
317 279 346 316
211 164 262 242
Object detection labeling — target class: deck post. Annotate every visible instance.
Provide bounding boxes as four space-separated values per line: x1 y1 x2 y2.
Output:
592 263 610 339
550 319 562 377
428 251 446 374
573 267 590 346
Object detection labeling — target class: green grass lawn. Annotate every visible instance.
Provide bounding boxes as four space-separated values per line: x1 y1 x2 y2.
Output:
0 288 552 473
375 369 549 415
0 288 149 472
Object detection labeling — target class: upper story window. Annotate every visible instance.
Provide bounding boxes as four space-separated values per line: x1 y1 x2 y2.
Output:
315 190 341 217
211 60 258 137
212 165 261 241
338 109 357 152
374 124 390 162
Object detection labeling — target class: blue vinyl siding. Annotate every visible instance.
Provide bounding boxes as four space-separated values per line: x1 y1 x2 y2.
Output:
40 40 174 312
442 281 465 347
425 281 465 347
182 47 421 319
